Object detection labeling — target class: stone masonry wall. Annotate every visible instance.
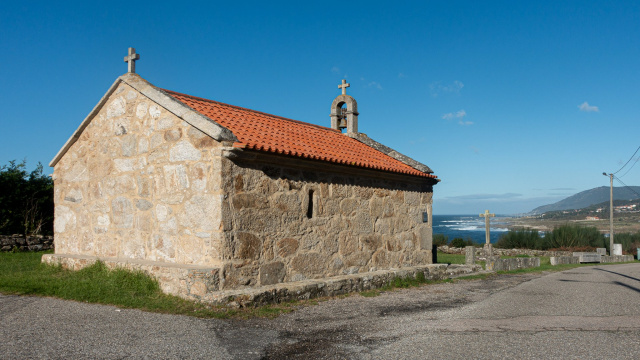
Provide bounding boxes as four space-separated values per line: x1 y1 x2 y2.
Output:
220 157 434 289
438 245 573 258
53 82 224 267
0 235 54 252
52 79 436 293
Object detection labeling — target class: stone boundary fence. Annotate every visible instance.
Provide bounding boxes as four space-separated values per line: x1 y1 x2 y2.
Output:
0 235 54 252
485 257 540 271
438 245 572 258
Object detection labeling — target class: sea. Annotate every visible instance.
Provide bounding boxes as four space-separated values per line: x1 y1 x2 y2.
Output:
432 215 510 245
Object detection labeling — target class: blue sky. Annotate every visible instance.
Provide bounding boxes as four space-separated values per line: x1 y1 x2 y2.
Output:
1 1 639 215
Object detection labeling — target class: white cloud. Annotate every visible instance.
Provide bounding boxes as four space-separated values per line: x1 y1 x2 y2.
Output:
367 81 383 90
398 72 406 78
578 101 599 112
444 193 523 201
442 109 471 125
331 66 340 74
445 80 464 93
430 80 464 97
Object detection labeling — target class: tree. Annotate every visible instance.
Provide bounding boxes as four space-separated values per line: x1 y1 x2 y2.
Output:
0 160 54 236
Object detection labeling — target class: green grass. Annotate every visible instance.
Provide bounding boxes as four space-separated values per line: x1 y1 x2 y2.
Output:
2 251 636 317
436 253 466 264
0 251 297 319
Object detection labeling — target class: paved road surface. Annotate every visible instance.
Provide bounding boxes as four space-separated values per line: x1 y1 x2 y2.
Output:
2 263 639 359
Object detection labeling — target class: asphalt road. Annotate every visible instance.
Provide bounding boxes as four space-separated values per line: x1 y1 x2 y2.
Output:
2 263 639 359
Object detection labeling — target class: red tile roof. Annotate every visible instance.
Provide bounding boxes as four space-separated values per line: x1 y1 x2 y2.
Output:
163 90 437 179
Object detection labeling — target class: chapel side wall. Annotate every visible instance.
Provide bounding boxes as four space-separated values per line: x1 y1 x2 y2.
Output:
219 157 434 289
52 82 224 266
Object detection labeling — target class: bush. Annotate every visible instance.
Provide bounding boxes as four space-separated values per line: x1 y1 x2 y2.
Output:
450 238 467 248
546 224 605 250
433 234 448 246
0 160 53 236
496 229 544 249
496 225 610 251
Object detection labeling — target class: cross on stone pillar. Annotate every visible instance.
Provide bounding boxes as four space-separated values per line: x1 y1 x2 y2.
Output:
338 79 350 95
479 210 495 245
124 47 140 73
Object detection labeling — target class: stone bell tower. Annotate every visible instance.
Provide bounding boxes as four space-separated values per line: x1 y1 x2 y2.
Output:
330 79 359 134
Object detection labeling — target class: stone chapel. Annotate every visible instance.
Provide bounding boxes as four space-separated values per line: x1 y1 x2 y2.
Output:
44 49 439 301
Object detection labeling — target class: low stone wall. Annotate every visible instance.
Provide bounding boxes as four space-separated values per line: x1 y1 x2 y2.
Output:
213 263 483 307
1 235 54 252
485 257 540 271
601 255 634 263
438 245 573 258
550 254 635 265
42 253 482 306
550 256 580 265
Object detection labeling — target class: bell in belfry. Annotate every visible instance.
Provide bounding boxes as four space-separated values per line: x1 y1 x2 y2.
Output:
338 107 347 130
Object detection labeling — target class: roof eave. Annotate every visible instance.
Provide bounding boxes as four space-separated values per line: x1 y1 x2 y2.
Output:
49 76 122 167
347 132 435 175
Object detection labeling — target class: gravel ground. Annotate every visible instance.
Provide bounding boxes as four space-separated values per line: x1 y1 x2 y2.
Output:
2 263 639 359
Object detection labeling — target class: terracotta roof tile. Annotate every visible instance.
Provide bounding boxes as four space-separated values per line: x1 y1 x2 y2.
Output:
163 89 437 179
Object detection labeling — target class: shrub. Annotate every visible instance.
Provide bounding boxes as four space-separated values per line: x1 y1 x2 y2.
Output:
450 238 467 248
0 160 53 236
496 229 544 249
546 224 606 249
433 234 448 246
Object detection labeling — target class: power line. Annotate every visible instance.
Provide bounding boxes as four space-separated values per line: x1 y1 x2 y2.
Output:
613 144 640 175
613 175 640 199
618 157 639 179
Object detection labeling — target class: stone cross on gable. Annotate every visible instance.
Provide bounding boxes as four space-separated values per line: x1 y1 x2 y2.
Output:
124 47 140 73
479 209 495 245
338 79 350 95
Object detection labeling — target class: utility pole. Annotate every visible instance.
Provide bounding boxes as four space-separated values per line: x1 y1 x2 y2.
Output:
603 172 614 255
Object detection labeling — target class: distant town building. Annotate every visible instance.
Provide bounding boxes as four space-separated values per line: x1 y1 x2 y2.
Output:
614 204 637 212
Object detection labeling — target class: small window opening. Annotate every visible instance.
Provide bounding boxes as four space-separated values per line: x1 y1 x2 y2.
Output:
307 190 314 218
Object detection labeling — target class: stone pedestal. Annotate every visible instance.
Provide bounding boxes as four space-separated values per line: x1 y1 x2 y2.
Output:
465 246 476 265
613 243 623 256
484 243 494 258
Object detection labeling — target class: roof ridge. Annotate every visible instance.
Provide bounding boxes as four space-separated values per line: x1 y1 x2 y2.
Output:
162 89 342 134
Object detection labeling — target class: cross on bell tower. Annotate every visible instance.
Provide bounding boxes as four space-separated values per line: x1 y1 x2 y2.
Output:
338 79 350 95
330 79 358 134
124 47 140 73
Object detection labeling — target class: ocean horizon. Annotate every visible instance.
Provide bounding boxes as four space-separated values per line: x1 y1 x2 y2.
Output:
432 214 510 244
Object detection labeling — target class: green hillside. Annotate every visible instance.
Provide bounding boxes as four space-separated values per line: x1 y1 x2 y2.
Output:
531 186 640 214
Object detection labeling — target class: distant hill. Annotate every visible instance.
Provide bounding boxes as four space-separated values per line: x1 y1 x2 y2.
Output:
530 186 640 214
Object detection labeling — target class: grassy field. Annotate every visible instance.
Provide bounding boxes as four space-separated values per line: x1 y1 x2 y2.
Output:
436 253 467 264
1 251 636 318
0 251 297 319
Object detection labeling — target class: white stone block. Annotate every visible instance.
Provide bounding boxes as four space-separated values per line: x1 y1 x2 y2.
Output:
170 141 201 162
613 243 623 256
